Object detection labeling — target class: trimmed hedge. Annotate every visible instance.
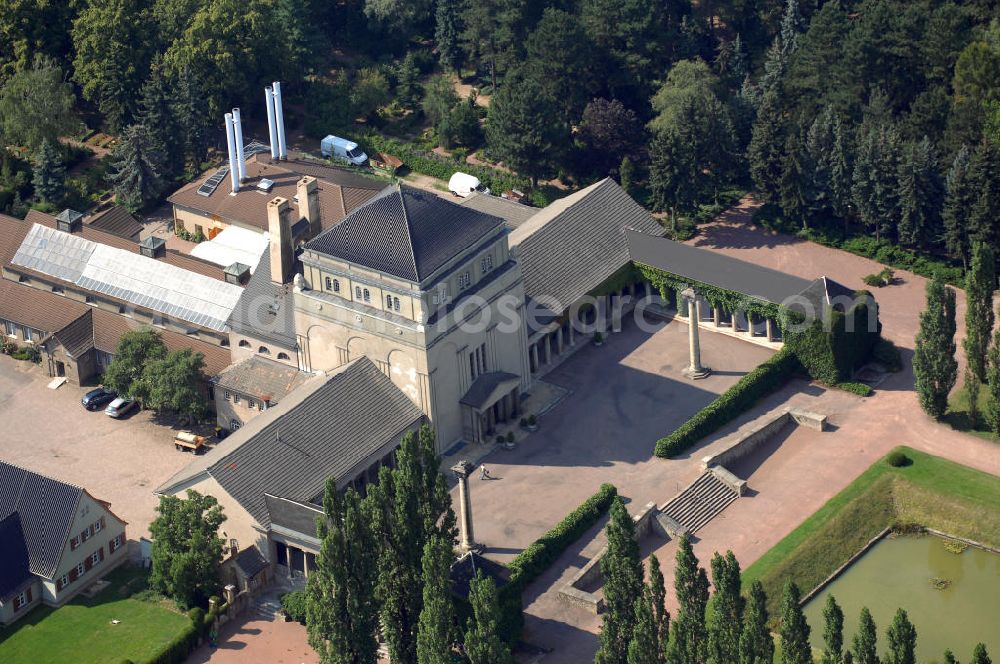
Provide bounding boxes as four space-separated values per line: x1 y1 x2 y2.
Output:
280 590 308 624
361 133 529 195
143 620 198 664
495 483 618 643
836 381 874 397
655 349 802 458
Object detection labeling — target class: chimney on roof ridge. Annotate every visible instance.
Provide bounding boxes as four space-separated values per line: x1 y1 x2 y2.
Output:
297 176 321 240
267 196 294 285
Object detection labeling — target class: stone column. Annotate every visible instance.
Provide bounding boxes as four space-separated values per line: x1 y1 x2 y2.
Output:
766 318 775 342
544 337 552 365
681 287 711 380
568 321 575 346
530 344 539 372
713 307 721 327
451 460 483 552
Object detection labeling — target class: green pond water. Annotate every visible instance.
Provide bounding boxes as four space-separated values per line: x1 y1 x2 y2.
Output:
803 534 1000 663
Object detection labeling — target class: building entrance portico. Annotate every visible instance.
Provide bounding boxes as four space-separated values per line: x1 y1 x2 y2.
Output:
460 372 521 444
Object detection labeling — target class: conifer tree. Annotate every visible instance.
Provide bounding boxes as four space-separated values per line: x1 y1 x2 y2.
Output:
944 650 959 664
942 145 975 268
647 554 669 657
739 580 775 664
415 534 455 664
969 141 1000 250
596 496 644 664
897 137 942 249
885 608 917 664
137 58 180 179
32 138 65 204
667 535 710 664
913 273 959 418
434 0 462 74
852 607 880 664
708 551 744 664
395 53 422 110
107 123 166 213
748 88 786 201
307 480 378 664
779 580 811 664
822 594 844 664
626 589 661 664
464 571 513 664
173 65 210 173
971 644 992 664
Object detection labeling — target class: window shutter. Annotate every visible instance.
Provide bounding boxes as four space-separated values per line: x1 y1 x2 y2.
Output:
69 568 78 582
98 547 104 562
26 587 32 602
84 557 92 571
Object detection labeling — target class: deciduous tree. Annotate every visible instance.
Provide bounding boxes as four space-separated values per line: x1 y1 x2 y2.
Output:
913 273 959 419
708 551 743 664
103 328 167 402
739 580 774 664
464 571 513 664
822 594 844 664
885 608 917 664
779 580 811 664
596 496 644 664
0 55 77 149
852 607 880 664
149 490 226 608
416 534 455 664
143 349 207 423
647 554 669 657
667 534 709 664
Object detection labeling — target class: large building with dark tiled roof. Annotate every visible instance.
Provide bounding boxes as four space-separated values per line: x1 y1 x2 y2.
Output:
0 462 128 625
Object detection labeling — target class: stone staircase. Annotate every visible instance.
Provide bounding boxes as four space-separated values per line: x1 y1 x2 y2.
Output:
660 470 740 535
252 594 283 621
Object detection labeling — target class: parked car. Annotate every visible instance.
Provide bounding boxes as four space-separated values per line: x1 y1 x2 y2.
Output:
321 135 368 166
104 397 137 419
448 172 489 197
81 387 117 411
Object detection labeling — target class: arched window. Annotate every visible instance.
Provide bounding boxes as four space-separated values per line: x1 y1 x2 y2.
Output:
333 279 340 293
239 340 251 348
258 346 271 355
277 352 290 360
363 289 370 302
325 276 332 290
393 297 400 311
230 419 241 431
386 294 393 308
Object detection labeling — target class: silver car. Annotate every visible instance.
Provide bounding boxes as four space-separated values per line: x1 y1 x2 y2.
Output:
104 397 138 419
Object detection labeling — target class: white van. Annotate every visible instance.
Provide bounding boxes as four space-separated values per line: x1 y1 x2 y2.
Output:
321 135 368 166
448 172 490 198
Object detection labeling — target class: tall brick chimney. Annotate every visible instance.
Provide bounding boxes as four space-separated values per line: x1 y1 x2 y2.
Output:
267 196 293 285
297 176 321 240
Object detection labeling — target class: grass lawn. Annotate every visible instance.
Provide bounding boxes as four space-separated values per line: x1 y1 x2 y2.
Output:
944 385 999 442
0 565 191 664
743 446 1000 618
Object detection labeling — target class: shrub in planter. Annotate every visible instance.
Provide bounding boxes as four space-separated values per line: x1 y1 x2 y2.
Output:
279 591 307 624
594 332 604 345
886 450 911 467
519 417 528 428
506 431 515 443
527 414 537 426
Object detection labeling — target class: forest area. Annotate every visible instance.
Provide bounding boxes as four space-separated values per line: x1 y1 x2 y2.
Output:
0 0 998 280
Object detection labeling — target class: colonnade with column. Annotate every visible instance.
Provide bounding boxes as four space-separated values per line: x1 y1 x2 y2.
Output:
675 294 783 346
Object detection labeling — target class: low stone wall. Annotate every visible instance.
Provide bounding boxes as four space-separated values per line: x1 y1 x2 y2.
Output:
557 502 659 614
701 407 827 471
710 466 746 496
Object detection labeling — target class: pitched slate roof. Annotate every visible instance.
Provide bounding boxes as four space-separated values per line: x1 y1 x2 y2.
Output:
459 192 536 230
0 461 83 581
213 356 307 402
86 206 143 240
156 358 423 528
235 546 269 578
305 184 505 284
626 230 816 305
512 179 664 315
226 249 297 349
0 513 33 601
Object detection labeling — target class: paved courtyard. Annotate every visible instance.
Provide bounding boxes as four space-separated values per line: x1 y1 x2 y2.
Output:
0 355 197 538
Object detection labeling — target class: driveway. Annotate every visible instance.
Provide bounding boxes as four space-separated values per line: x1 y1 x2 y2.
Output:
0 356 200 538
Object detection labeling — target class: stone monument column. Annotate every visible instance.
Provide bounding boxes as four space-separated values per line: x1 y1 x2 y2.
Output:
451 460 483 552
681 287 711 380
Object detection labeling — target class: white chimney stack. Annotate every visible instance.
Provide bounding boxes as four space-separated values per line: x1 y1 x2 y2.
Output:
232 107 247 182
265 86 279 160
272 81 287 160
224 113 239 194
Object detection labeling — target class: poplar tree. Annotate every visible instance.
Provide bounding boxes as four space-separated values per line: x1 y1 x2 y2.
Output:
307 480 378 664
779 580 811 664
942 145 975 268
708 551 744 664
596 496 644 664
647 554 670 657
739 581 775 664
885 608 917 664
913 273 958 419
627 589 661 664
964 242 996 383
32 139 65 204
464 572 513 664
944 650 959 664
822 595 845 664
415 534 455 664
986 330 1000 435
852 607 880 664
667 535 710 664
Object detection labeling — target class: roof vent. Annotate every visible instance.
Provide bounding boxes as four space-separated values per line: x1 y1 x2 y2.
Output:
224 262 251 285
139 236 166 258
257 178 275 193
56 209 84 233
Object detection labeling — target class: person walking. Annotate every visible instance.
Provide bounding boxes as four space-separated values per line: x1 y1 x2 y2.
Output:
479 464 490 480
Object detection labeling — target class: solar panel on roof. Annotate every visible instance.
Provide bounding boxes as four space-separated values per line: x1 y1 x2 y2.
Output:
197 165 231 197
